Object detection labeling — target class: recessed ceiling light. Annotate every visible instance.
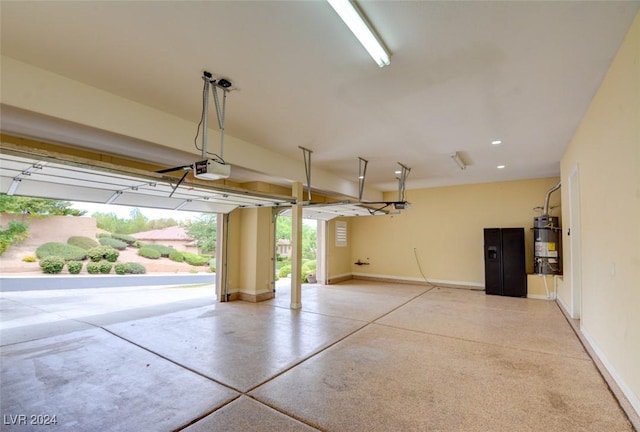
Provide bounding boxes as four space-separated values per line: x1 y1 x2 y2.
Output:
491 140 502 145
394 170 402 174
497 165 505 169
358 175 365 179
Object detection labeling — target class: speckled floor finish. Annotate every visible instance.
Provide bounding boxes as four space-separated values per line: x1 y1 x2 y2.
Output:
1 281 634 431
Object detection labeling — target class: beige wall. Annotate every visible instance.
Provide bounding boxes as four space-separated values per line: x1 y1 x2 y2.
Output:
234 207 275 299
326 218 352 283
559 12 639 414
0 214 97 248
350 178 561 286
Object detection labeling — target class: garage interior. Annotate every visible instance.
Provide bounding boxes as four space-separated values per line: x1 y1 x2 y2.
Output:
1 2 639 431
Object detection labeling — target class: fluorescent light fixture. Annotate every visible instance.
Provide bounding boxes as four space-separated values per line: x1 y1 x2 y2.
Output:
105 191 122 204
394 170 402 174
450 152 466 170
174 200 192 211
491 140 502 145
327 0 390 67
7 178 21 196
497 165 506 169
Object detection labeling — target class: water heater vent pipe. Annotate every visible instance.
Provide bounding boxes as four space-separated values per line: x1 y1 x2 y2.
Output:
543 182 561 216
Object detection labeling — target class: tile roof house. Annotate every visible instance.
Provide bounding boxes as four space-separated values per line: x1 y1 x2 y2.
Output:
131 226 197 252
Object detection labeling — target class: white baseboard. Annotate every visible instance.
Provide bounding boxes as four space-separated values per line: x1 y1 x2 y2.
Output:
351 272 484 288
556 294 572 316
527 293 555 300
581 327 640 420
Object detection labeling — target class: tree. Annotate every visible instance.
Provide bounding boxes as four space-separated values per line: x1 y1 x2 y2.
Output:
276 216 292 241
183 214 217 253
92 209 179 234
276 216 316 259
0 195 86 216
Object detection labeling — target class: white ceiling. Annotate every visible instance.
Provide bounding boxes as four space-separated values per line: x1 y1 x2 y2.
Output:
1 1 638 194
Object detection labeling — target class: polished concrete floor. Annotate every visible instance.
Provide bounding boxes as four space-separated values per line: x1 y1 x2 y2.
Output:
0 280 634 431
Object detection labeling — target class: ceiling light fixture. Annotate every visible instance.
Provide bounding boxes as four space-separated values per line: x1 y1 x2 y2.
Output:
450 152 466 170
497 165 506 169
491 140 502 145
7 178 21 196
327 0 390 67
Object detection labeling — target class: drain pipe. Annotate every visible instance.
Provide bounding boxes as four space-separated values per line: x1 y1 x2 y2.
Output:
543 182 561 216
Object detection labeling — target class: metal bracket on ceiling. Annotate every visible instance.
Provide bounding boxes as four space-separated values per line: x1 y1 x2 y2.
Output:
298 146 313 202
358 157 368 202
397 162 411 203
200 71 232 162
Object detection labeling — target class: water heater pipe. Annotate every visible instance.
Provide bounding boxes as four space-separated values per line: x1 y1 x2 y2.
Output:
543 182 561 216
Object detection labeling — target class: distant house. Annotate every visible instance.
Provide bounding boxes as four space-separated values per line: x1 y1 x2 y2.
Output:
277 239 291 258
131 226 197 252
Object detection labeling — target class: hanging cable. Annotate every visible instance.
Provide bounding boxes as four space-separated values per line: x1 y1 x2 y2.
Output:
193 71 228 164
397 162 411 202
358 157 368 201
299 146 313 202
413 247 438 288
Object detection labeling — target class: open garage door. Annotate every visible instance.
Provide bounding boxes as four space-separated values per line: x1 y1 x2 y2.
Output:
279 202 390 221
0 145 295 213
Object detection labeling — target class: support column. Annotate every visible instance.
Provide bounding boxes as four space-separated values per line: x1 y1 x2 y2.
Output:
216 213 229 302
290 182 303 309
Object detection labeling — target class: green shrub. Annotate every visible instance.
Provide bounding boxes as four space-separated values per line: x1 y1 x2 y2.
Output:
115 262 147 275
138 247 161 259
98 261 112 274
143 243 174 257
111 233 137 245
183 252 209 266
114 263 128 275
87 246 105 262
96 233 111 238
0 238 9 256
168 250 184 262
302 260 316 275
39 256 65 274
86 261 101 274
103 247 119 262
0 220 29 255
22 255 37 262
98 237 128 250
126 262 146 274
87 246 119 262
276 259 292 270
67 236 99 250
36 242 87 261
67 261 83 274
209 258 216 273
279 264 292 278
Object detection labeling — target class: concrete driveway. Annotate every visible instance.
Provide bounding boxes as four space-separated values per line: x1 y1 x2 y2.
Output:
0 282 217 346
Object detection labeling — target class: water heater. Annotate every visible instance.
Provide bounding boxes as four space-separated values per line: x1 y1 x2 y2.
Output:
533 216 561 275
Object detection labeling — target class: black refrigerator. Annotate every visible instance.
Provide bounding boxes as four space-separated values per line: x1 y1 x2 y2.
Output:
483 228 527 297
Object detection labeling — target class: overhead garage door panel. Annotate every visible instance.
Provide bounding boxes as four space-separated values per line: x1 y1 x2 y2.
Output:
0 147 294 214
280 202 390 220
